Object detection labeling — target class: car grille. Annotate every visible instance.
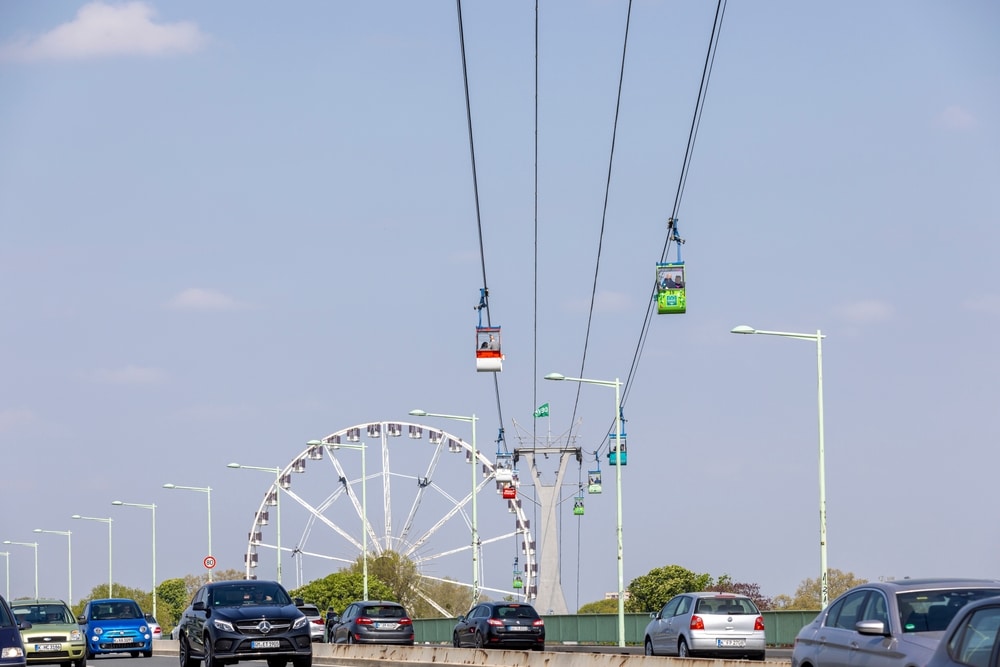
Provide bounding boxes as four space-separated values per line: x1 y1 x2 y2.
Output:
25 635 68 642
28 651 71 659
233 620 293 635
98 641 144 649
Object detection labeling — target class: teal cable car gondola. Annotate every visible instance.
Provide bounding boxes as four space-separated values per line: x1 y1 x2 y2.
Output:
608 431 627 466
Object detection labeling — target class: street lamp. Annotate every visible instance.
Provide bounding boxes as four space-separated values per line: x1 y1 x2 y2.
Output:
408 409 480 605
71 515 113 597
0 552 8 600
163 484 214 581
2 540 39 599
228 463 283 583
544 372 626 647
307 439 368 599
731 324 828 608
112 501 157 617
34 529 72 604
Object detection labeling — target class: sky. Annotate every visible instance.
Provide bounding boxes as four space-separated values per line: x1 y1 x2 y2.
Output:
1 0 999 614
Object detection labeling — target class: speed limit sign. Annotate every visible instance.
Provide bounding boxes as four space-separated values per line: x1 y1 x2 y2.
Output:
203 556 217 569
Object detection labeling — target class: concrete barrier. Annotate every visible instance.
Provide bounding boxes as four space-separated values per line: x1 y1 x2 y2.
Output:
154 639 785 666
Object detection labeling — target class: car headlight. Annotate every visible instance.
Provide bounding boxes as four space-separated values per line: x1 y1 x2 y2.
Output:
70 630 82 641
212 619 235 633
292 615 308 630
93 627 103 635
140 625 148 633
2 648 25 659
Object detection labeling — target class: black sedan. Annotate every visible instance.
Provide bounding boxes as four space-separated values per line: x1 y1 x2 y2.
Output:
453 601 544 651
176 580 312 667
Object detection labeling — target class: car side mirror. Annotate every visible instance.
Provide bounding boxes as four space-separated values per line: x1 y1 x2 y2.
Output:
193 601 206 612
856 620 888 637
457 615 465 622
18 620 32 630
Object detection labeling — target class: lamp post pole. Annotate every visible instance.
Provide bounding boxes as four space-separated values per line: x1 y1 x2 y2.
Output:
112 501 157 617
0 552 8 600
228 463 283 583
308 440 368 599
731 325 828 607
544 373 625 647
163 484 213 581
71 515 112 597
409 409 479 605
34 529 72 604
2 541 39 599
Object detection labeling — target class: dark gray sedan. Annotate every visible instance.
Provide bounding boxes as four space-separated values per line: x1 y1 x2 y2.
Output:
792 578 1000 667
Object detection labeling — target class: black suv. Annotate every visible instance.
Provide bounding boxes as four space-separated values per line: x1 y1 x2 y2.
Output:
176 580 311 667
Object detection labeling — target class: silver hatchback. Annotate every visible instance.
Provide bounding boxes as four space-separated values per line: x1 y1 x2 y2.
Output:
643 592 766 660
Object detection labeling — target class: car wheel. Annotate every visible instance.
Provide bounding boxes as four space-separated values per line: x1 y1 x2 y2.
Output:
131 652 140 658
74 655 87 667
266 659 287 667
474 631 484 649
86 647 95 661
645 638 655 656
678 637 690 658
204 635 221 667
346 634 354 645
531 644 545 652
452 632 460 648
292 657 311 667
179 635 198 667
142 650 153 658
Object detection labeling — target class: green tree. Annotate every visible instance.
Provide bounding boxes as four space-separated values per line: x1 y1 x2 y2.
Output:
626 564 712 613
781 569 868 609
708 574 773 611
155 579 189 631
345 551 420 609
578 598 619 614
289 571 394 615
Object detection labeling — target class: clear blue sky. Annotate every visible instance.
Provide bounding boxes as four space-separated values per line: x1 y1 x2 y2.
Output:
2 1 998 611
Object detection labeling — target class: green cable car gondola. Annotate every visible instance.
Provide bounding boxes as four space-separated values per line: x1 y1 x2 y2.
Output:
656 261 686 314
573 495 585 516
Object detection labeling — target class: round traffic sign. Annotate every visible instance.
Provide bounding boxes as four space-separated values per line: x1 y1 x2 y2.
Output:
203 556 217 569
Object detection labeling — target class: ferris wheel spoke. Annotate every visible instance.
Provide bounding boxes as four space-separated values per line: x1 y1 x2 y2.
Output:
398 440 446 546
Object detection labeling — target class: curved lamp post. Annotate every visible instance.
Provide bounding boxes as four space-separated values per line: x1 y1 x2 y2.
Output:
2 541 38 599
72 515 112 597
112 501 157 617
307 439 368 599
34 529 72 604
731 324 828 608
163 484 213 581
228 463 283 583
408 409 480 605
544 372 625 647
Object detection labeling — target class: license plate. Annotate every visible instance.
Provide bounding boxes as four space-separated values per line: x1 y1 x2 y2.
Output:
507 626 530 631
718 639 746 647
374 622 396 630
34 644 61 652
112 638 132 644
251 640 280 649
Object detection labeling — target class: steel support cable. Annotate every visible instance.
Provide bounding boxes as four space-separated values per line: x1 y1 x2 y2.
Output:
584 0 728 457
565 0 635 449
454 0 508 448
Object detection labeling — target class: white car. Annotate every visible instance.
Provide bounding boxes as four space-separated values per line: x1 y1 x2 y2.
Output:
644 592 766 660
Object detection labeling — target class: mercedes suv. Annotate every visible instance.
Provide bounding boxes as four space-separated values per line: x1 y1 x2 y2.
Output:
176 580 311 667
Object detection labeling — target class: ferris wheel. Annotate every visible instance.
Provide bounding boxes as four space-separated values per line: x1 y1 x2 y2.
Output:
240 420 536 611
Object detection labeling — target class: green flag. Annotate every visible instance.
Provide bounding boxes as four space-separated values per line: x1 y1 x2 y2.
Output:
533 403 549 418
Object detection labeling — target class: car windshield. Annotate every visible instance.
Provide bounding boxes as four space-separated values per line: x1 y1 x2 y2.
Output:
91 602 142 620
698 597 759 615
13 604 71 624
898 588 1000 633
361 605 406 618
494 605 539 619
211 583 291 607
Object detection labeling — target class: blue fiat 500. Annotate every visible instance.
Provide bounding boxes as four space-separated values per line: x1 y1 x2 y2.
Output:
78 599 152 659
